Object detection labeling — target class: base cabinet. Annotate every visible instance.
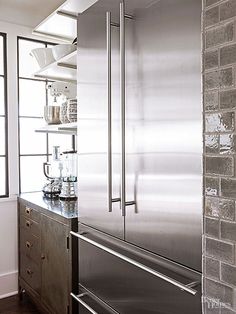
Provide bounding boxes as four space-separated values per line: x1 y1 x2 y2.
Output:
18 199 78 314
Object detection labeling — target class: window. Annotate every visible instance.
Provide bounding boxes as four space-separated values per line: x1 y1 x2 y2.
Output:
0 33 8 197
18 37 74 193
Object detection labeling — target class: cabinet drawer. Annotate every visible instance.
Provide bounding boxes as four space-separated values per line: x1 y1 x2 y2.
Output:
20 204 40 223
20 254 41 295
20 216 40 237
20 229 40 264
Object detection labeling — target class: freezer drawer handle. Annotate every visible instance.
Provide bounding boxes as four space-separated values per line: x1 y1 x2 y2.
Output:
71 292 98 314
106 11 121 213
70 231 199 296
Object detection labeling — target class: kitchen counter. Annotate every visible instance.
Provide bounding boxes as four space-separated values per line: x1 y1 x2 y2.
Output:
18 192 78 220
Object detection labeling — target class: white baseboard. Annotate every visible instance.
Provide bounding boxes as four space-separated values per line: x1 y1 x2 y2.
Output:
0 271 18 299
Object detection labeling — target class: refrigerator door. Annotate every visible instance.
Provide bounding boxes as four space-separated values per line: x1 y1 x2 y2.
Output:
77 0 123 238
77 224 202 314
124 0 202 271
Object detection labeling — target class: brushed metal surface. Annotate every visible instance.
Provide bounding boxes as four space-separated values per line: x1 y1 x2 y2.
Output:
78 224 202 314
72 231 198 295
77 0 202 271
41 215 69 314
77 0 123 238
124 0 202 271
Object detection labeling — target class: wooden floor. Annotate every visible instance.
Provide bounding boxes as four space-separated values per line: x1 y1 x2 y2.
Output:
0 295 40 314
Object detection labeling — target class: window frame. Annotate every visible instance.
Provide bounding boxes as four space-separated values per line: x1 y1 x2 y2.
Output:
17 36 75 193
17 36 53 193
0 32 9 198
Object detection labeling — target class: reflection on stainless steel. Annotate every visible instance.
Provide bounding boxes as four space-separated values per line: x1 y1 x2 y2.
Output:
77 0 202 313
78 0 123 239
71 231 198 295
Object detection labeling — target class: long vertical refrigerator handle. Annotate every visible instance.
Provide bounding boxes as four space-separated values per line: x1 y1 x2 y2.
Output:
120 2 135 216
107 11 121 212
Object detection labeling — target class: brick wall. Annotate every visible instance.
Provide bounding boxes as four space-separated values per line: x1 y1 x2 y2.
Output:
203 0 236 313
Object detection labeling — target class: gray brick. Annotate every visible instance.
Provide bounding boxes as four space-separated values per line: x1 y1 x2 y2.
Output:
220 0 236 21
206 0 219 7
206 6 219 27
205 156 234 176
205 217 220 237
221 263 236 286
205 257 220 279
206 23 234 48
221 221 236 241
220 199 235 221
221 178 236 198
205 237 234 263
206 178 220 196
204 68 233 90
221 308 236 314
205 50 219 69
220 134 236 154
205 300 221 314
220 89 236 110
205 112 234 132
206 135 219 154
206 197 220 216
220 44 236 66
205 91 219 111
205 278 236 307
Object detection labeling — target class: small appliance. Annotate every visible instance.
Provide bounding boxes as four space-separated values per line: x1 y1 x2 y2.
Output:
42 146 63 198
59 151 78 200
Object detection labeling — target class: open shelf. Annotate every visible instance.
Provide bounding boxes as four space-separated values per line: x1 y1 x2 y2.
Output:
34 50 77 83
33 0 97 41
35 122 77 135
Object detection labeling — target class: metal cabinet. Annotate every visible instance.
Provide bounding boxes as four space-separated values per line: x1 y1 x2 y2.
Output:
18 198 78 314
41 215 69 314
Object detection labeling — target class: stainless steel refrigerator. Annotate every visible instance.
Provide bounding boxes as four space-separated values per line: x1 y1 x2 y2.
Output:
71 0 202 313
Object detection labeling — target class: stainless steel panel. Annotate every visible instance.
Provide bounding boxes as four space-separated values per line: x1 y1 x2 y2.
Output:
77 0 123 238
78 224 202 314
124 0 202 271
71 287 119 314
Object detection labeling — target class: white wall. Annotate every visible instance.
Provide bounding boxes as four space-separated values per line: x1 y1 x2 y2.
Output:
0 20 59 299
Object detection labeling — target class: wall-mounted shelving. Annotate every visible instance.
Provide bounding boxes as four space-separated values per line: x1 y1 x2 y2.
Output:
35 122 77 135
33 0 98 41
34 50 77 83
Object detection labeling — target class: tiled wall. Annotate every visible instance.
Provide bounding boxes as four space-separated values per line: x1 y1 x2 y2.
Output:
203 0 236 313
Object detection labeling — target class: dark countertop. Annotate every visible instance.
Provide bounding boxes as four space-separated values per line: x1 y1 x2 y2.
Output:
19 192 78 220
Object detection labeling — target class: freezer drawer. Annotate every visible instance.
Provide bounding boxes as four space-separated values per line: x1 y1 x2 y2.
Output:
71 286 119 314
75 224 202 314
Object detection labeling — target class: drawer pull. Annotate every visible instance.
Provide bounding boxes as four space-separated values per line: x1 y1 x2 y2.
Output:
25 207 32 215
71 293 98 314
26 241 32 249
41 254 46 260
71 231 199 296
26 268 33 276
25 220 31 228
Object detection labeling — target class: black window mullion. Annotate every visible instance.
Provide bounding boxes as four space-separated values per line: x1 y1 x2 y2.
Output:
18 38 56 193
0 32 9 197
